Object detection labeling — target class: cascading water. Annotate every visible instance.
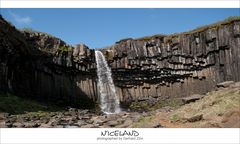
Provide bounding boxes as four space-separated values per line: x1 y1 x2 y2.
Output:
95 50 120 114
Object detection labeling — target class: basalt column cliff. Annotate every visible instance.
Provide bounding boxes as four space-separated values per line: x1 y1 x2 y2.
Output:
0 15 240 108
0 15 97 108
101 17 240 105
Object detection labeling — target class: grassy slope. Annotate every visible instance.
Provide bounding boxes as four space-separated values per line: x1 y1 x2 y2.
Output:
132 84 240 128
170 86 239 122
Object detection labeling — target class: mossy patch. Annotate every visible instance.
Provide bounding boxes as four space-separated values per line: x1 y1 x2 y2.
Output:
0 93 62 115
169 114 180 122
132 115 153 128
129 101 151 111
152 99 183 110
57 46 73 53
129 98 182 112
135 34 166 41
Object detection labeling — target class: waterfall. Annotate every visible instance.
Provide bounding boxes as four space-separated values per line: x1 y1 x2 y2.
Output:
95 50 120 114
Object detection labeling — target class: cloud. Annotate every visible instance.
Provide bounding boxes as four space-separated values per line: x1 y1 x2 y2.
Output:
9 11 32 25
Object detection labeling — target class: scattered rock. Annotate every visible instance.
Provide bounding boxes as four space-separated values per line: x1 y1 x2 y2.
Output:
86 119 94 124
23 122 40 128
186 114 203 122
230 82 240 88
48 119 58 127
120 119 133 128
39 123 52 128
12 122 24 128
92 118 104 126
5 123 12 128
63 125 79 128
82 116 90 120
153 124 163 128
0 113 7 120
106 120 119 127
81 124 96 128
74 120 87 127
181 94 205 104
130 113 142 122
204 122 222 128
118 111 129 117
0 120 6 128
106 114 118 120
217 81 235 88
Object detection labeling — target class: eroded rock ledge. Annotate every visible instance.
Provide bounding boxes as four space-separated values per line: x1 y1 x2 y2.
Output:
0 15 240 108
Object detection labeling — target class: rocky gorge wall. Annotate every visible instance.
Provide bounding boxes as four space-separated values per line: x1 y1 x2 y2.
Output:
100 17 240 105
0 15 240 108
0 15 98 108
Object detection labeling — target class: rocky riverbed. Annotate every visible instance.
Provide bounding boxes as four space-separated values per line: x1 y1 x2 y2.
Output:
0 108 163 128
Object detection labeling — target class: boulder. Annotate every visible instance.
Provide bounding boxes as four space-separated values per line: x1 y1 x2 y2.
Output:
105 120 119 127
0 120 6 128
80 124 96 128
0 113 7 120
23 122 40 128
186 114 203 122
74 120 87 127
39 123 52 128
73 43 89 57
217 81 235 88
12 122 24 128
181 94 205 104
120 119 133 128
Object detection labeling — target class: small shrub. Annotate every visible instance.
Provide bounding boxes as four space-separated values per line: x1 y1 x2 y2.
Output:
170 114 179 122
57 46 73 53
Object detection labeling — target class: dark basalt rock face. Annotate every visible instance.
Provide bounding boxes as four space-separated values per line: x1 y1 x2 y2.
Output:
0 14 240 108
0 15 97 108
100 18 240 105
21 29 67 53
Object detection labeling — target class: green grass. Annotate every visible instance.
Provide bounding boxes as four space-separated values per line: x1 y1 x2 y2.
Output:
57 46 73 53
129 98 182 112
135 34 166 41
152 99 182 109
132 115 153 128
169 87 240 122
129 102 151 111
0 93 61 115
169 114 180 122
